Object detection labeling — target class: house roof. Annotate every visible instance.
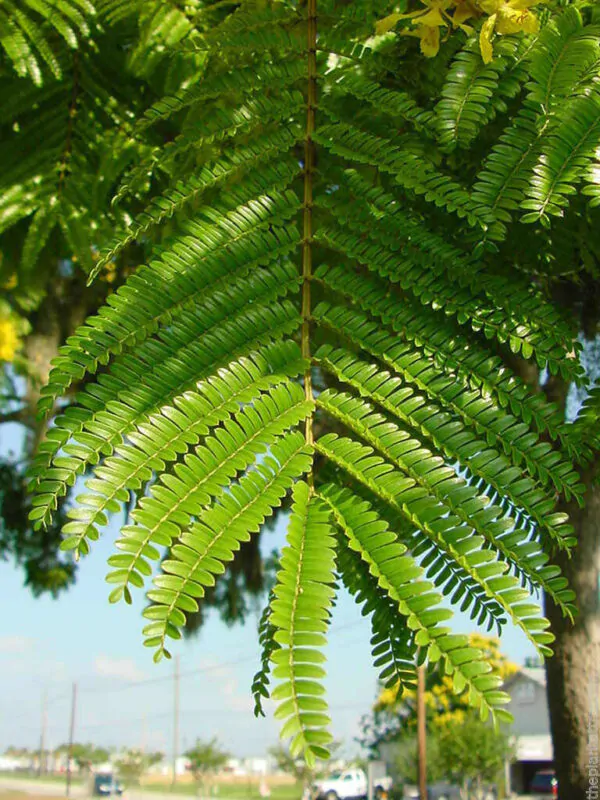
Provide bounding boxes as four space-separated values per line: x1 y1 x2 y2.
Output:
505 666 547 690
520 667 547 687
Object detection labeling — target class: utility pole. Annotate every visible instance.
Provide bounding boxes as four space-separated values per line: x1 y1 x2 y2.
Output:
66 682 77 798
417 665 427 800
38 689 47 778
172 656 180 788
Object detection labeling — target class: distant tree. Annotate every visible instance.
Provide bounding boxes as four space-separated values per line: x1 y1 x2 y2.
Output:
75 744 110 772
434 712 513 800
184 738 229 797
4 746 31 758
269 742 341 795
53 743 110 773
389 735 445 789
114 748 163 785
359 635 517 753
383 713 511 800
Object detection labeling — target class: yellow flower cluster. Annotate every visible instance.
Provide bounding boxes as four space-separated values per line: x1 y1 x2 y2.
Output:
376 0 543 62
431 708 468 729
0 315 18 361
374 635 518 716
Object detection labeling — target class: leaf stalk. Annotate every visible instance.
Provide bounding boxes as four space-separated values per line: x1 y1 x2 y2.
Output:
302 0 317 474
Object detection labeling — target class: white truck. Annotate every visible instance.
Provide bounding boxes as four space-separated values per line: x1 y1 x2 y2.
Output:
312 768 393 800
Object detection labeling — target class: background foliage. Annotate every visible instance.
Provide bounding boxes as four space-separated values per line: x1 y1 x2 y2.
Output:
184 738 230 786
360 635 517 751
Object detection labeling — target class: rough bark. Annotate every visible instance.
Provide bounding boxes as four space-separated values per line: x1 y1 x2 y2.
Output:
20 273 91 454
22 307 62 455
544 465 600 800
502 362 600 800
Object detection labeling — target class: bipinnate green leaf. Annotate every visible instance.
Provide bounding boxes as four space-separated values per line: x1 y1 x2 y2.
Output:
269 482 336 766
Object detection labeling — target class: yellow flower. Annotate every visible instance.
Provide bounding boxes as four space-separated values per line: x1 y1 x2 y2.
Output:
477 0 542 62
375 12 402 35
480 14 496 63
375 12 405 35
2 273 17 290
496 4 540 34
0 316 18 361
376 0 454 57
103 264 118 284
451 0 478 28
431 708 468 730
376 1 452 33
414 6 448 27
407 23 442 56
478 0 540 12
377 0 543 61
374 684 401 710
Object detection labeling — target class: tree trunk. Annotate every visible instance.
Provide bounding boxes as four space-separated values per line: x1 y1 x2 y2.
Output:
544 465 600 800
21 273 92 454
23 320 61 454
500 364 600 800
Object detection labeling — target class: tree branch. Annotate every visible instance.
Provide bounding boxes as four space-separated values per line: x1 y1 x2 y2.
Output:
0 409 27 425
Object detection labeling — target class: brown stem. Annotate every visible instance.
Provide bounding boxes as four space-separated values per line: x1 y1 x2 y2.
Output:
0 409 26 424
301 0 317 482
57 51 80 197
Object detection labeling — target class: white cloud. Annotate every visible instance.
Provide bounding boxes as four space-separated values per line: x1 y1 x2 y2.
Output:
0 635 34 653
223 679 253 713
198 656 232 680
94 655 147 682
197 657 253 712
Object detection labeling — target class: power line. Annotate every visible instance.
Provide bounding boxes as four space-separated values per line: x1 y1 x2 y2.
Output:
71 699 371 732
7 685 371 738
7 689 71 725
78 619 366 695
2 618 370 737
48 689 72 708
77 655 258 695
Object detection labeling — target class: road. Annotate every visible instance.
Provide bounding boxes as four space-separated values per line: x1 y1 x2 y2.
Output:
0 778 275 800
0 778 536 800
0 778 199 800
0 778 84 798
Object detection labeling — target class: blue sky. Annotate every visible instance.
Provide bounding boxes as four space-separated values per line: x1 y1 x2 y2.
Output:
0 422 536 760
0 511 384 759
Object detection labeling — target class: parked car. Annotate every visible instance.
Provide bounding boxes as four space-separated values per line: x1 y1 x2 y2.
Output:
312 768 393 800
92 774 124 796
530 769 558 796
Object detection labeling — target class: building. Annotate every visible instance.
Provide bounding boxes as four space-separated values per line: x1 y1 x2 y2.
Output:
146 755 189 778
0 756 29 771
504 666 553 794
375 664 554 796
224 757 270 777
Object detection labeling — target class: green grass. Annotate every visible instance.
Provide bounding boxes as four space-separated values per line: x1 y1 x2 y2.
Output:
140 783 301 800
0 772 82 786
0 772 301 800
